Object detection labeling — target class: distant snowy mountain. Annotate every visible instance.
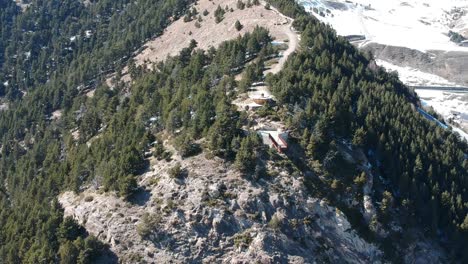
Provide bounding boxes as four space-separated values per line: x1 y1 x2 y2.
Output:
298 0 468 52
297 0 468 86
298 0 468 140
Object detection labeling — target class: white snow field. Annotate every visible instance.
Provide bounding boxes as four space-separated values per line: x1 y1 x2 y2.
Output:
297 0 468 52
376 59 458 87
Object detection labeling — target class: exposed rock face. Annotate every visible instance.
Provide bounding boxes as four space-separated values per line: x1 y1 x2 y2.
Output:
59 152 382 263
363 43 468 86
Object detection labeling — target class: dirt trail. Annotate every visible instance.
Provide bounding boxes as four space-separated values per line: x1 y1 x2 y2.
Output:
266 26 297 74
265 8 299 75
104 0 300 91
233 4 299 109
103 0 297 89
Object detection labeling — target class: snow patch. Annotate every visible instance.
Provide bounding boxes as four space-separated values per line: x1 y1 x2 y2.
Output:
451 126 468 141
375 59 457 86
416 89 468 141
373 58 468 141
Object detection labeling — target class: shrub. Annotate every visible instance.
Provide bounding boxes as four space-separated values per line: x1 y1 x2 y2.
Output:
179 142 201 158
330 179 341 190
183 14 192 23
168 162 182 178
233 231 252 248
353 172 367 187
118 174 137 198
153 141 165 159
237 0 245 10
214 5 225 23
175 135 201 158
268 215 281 229
136 213 161 239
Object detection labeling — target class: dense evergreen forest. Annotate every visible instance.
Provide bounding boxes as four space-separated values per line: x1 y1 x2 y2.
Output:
0 0 194 99
266 1 468 260
0 0 466 263
0 0 274 260
0 0 195 262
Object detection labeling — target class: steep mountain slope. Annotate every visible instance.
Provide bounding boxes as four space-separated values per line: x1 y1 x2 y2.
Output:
60 0 467 262
106 0 298 85
59 151 382 263
135 0 293 67
0 0 196 262
0 0 467 263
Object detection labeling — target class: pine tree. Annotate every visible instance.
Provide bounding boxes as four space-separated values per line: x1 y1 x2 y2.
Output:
235 20 243 31
214 5 225 23
237 0 245 10
58 241 79 264
118 174 137 198
235 133 260 173
380 191 394 223
352 127 367 148
461 214 468 231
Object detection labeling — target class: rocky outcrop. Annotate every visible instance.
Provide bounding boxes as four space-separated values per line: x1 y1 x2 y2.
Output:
59 152 382 263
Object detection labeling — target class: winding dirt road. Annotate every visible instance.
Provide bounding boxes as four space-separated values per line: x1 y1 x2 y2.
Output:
266 25 299 74
264 8 299 75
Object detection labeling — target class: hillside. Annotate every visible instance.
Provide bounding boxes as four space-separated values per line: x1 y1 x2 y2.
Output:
59 151 382 263
106 0 298 85
135 0 293 67
297 0 468 143
0 0 467 263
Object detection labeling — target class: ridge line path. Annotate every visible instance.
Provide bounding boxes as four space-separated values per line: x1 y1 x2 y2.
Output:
102 0 300 92
234 3 300 132
233 2 299 111
264 4 299 75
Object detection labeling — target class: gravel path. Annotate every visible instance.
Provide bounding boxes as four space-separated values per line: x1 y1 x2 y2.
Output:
264 6 299 75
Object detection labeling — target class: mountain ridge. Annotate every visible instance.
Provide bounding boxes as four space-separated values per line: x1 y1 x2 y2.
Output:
0 0 467 263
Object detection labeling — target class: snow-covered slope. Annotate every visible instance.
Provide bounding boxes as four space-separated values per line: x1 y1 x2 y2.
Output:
416 89 468 141
298 0 468 52
376 59 458 86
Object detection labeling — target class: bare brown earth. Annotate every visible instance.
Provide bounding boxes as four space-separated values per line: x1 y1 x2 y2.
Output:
135 0 293 68
104 0 298 91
